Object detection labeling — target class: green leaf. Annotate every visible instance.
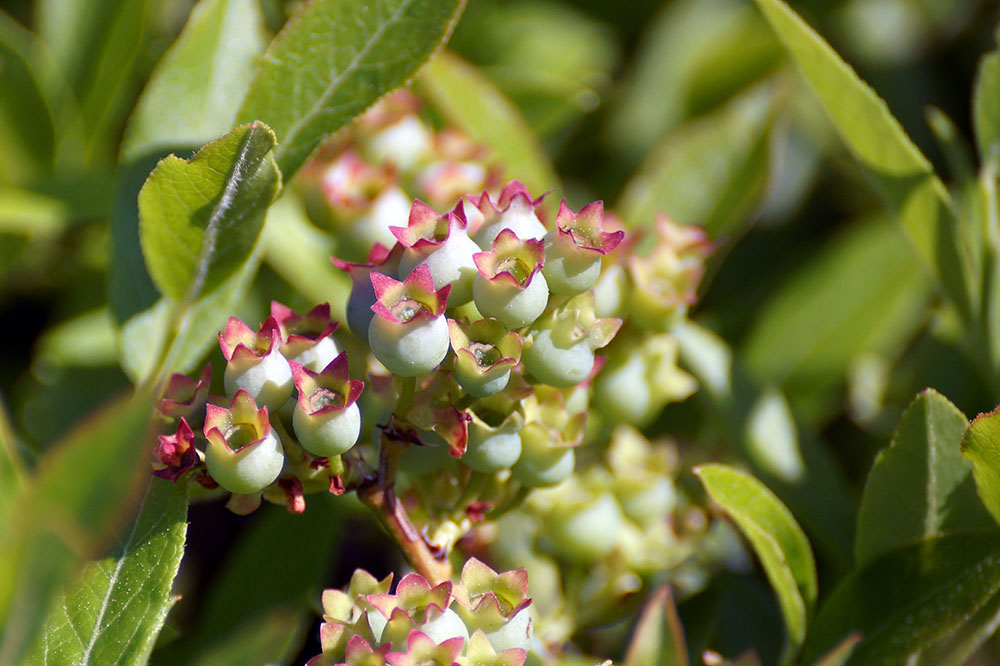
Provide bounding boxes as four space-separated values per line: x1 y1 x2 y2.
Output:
624 586 688 666
856 389 992 566
122 0 265 162
417 50 560 197
800 531 1000 665
138 122 280 302
915 591 1000 666
694 464 816 653
0 393 154 666
754 0 973 320
27 478 188 666
155 497 344 664
0 10 55 183
606 0 781 162
616 83 775 237
237 0 466 180
973 28 1000 163
119 248 262 383
37 0 148 165
742 216 930 388
961 405 1000 525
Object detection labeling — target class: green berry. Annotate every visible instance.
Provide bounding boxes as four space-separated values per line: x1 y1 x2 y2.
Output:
293 401 361 457
522 328 595 388
368 313 450 376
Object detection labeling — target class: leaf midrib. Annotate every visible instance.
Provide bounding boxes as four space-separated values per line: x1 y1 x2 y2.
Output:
77 483 152 665
273 0 415 166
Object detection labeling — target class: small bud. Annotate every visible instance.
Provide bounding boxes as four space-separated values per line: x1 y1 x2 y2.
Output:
153 418 199 481
203 390 284 494
157 364 211 427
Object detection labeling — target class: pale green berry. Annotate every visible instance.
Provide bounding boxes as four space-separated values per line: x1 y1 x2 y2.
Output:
368 313 450 376
512 424 575 487
521 328 595 388
486 608 532 652
463 412 523 473
421 607 470 644
398 231 481 306
473 271 549 330
293 401 361 457
224 349 293 411
549 493 625 562
205 427 284 495
542 230 603 296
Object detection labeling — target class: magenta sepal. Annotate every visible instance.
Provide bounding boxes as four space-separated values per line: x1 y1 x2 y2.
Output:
370 265 450 323
153 418 199 482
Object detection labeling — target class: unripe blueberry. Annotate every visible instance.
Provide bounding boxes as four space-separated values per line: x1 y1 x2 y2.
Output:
332 243 404 339
203 391 284 494
541 200 624 296
472 229 548 330
486 608 532 652
367 266 451 377
512 423 575 488
219 316 293 410
548 493 626 562
369 311 450 377
472 181 548 249
290 356 364 457
463 411 524 473
420 607 470 645
393 201 480 306
271 302 340 372
521 327 595 388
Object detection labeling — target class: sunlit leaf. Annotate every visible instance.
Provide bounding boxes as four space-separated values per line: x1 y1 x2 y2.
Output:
856 389 991 566
0 393 154 666
27 478 188 665
138 122 279 302
754 0 974 320
742 216 929 389
973 28 1000 163
418 50 560 196
694 464 816 653
122 0 265 162
801 531 1000 665
237 0 466 179
961 405 1000 525
0 10 54 183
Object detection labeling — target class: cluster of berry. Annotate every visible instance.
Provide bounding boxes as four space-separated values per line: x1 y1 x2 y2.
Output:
307 559 531 666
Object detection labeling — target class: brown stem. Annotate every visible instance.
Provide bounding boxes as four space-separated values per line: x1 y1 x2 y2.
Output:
356 429 453 585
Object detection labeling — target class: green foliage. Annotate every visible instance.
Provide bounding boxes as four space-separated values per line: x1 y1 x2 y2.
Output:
753 0 973 321
138 122 279 302
855 389 993 565
121 0 265 162
0 393 154 666
974 28 1000 164
617 84 775 236
694 464 816 654
801 531 1000 665
236 0 467 179
26 478 188 665
962 406 1000 525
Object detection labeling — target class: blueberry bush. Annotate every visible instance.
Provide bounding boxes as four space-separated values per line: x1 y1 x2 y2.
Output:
5 0 1000 665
